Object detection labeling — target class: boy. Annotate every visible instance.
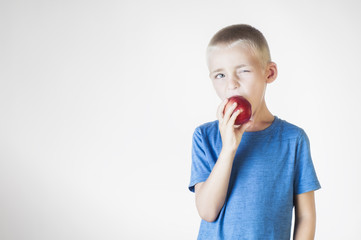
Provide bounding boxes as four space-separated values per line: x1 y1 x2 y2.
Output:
188 24 321 240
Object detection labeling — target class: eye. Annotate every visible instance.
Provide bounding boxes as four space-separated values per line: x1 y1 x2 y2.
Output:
215 73 225 79
239 70 250 73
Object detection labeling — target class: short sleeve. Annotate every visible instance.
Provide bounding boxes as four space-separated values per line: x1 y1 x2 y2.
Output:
188 127 212 193
294 129 321 195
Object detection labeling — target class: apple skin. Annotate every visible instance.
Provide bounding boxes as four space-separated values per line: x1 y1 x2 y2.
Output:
223 96 252 125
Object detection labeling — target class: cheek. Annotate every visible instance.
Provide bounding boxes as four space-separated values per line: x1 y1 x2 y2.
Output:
213 81 225 90
250 83 267 103
244 80 265 101
212 81 227 98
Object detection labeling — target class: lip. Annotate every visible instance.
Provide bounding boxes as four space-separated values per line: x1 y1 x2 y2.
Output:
225 95 251 106
227 95 249 102
226 94 241 98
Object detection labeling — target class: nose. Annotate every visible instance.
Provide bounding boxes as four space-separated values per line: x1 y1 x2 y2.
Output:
227 74 239 90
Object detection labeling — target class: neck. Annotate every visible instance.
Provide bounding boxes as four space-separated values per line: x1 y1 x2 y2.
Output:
246 100 274 132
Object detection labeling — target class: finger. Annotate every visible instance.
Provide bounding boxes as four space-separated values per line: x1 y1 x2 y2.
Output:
223 102 238 125
229 108 242 126
216 98 229 121
238 120 253 134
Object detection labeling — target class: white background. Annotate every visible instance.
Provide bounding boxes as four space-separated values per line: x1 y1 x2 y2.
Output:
1 0 361 239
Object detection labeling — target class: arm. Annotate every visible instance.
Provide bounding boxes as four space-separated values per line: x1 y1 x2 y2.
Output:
194 99 252 222
293 191 317 240
194 148 236 222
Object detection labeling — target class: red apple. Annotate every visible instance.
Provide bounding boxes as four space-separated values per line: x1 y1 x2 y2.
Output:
223 96 252 125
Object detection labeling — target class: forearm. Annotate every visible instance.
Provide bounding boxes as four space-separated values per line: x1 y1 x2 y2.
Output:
293 216 316 240
195 148 236 222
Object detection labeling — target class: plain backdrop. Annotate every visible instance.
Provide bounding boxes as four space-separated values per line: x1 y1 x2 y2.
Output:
1 0 361 239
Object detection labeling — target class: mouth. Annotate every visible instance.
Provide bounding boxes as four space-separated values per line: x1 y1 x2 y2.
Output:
226 94 242 99
227 94 250 102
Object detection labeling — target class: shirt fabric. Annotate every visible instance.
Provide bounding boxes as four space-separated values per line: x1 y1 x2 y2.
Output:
188 116 321 240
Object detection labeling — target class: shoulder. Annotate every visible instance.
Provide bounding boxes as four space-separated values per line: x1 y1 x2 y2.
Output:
193 120 219 138
275 116 308 141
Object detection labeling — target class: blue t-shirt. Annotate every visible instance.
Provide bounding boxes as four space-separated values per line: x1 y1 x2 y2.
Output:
188 116 321 240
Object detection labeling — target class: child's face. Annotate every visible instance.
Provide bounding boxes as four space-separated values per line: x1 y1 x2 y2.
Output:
207 43 272 116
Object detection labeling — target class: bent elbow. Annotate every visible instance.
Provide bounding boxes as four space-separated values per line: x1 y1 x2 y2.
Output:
198 210 219 222
202 215 218 223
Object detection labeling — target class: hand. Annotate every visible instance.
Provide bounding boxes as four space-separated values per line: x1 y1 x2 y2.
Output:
217 99 253 153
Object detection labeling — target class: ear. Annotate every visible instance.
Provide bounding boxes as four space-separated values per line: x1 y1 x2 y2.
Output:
265 62 277 84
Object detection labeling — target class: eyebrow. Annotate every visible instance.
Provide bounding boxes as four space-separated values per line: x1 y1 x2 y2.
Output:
210 64 248 75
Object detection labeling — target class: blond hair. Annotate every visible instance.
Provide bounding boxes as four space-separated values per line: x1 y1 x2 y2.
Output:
206 24 271 68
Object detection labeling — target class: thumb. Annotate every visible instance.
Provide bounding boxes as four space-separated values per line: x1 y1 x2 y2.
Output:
239 120 253 134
